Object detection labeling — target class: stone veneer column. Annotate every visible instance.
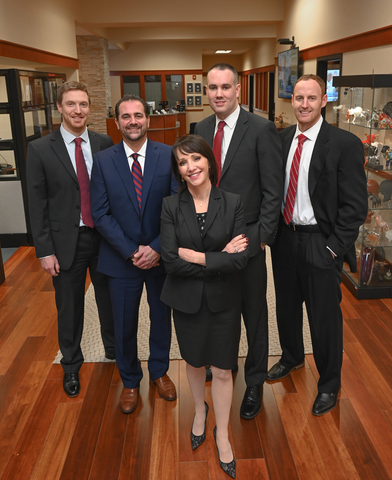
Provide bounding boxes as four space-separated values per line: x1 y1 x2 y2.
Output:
76 35 111 135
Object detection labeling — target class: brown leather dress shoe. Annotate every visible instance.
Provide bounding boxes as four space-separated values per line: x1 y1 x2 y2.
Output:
120 387 139 414
151 374 177 401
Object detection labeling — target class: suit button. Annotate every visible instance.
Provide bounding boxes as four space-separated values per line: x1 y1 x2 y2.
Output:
76 205 79 209
75 224 79 228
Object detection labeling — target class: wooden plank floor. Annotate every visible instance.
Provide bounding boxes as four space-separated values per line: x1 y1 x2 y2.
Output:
1 247 392 479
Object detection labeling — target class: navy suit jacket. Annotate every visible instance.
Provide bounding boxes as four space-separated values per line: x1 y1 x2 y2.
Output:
90 139 178 278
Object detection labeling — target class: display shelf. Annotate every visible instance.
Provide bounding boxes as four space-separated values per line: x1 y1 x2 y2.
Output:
333 74 392 298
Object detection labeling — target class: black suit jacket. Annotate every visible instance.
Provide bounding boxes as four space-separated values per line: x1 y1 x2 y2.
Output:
195 107 283 254
26 128 113 270
280 120 368 271
160 186 249 314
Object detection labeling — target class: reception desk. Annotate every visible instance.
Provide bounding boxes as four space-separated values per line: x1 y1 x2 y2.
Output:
106 112 186 146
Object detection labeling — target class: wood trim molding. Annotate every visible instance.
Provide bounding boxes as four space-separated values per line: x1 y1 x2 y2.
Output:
241 64 275 75
0 39 79 69
111 70 203 76
300 25 392 61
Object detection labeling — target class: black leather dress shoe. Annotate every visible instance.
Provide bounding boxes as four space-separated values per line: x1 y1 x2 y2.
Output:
312 391 340 416
105 349 115 360
266 359 304 381
240 386 262 420
63 373 80 398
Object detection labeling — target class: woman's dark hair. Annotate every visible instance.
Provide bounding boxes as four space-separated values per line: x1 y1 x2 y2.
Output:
171 134 218 191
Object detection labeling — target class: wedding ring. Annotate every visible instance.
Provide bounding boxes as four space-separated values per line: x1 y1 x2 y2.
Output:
235 246 238 253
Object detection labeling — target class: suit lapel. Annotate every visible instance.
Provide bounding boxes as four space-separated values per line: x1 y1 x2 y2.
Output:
142 139 159 215
88 130 101 155
308 120 330 196
221 108 248 181
202 186 221 238
281 126 296 169
50 128 78 184
201 116 216 147
180 190 204 251
112 142 140 215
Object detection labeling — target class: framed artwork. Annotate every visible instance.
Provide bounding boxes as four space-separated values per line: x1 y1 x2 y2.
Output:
195 96 202 106
195 83 201 93
203 85 207 96
187 96 194 106
186 83 193 93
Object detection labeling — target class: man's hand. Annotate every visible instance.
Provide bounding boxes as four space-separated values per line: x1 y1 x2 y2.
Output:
132 245 160 269
40 255 60 277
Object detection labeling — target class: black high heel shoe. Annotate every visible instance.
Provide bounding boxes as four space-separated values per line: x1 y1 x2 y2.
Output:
213 426 236 479
191 402 209 450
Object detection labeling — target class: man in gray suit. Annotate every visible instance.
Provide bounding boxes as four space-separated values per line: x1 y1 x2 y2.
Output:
26 81 115 398
195 63 283 419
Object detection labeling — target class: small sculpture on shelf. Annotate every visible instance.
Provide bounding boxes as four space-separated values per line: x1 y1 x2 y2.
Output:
274 112 288 128
379 180 392 202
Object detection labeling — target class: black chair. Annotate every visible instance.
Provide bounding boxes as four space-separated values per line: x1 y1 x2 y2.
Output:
189 122 197 134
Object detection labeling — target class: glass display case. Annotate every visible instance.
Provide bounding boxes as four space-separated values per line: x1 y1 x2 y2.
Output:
333 74 392 298
0 69 65 247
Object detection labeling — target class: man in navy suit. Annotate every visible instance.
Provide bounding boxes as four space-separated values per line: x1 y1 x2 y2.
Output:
91 94 178 413
267 75 367 415
26 81 115 398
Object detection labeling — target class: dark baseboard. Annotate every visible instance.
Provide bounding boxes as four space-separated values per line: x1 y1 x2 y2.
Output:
0 233 30 248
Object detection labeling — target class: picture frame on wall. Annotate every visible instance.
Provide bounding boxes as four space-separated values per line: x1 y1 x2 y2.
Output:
203 86 207 96
195 83 201 93
187 96 194 106
195 96 202 106
186 83 193 93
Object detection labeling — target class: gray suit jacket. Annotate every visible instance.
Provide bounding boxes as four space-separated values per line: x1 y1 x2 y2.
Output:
26 128 113 270
195 107 283 254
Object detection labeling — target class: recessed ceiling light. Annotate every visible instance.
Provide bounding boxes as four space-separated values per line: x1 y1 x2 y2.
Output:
215 50 232 54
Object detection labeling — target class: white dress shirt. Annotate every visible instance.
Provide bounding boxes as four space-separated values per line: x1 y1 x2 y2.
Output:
124 139 148 175
283 116 323 225
60 124 93 227
213 105 241 168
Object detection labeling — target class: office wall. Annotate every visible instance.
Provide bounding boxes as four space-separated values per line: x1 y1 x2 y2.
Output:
0 0 78 59
109 42 202 72
75 0 284 23
274 0 392 124
279 0 392 50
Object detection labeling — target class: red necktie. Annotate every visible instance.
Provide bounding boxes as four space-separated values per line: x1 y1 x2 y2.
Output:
213 121 226 185
131 153 143 214
74 137 94 228
283 134 307 225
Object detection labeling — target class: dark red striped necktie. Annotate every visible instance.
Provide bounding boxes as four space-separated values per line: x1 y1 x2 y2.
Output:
74 137 94 228
131 153 143 214
213 121 226 185
283 134 307 225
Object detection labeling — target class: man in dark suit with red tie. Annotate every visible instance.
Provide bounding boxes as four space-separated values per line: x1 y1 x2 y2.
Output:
26 81 115 398
267 75 368 415
195 63 283 419
90 95 178 414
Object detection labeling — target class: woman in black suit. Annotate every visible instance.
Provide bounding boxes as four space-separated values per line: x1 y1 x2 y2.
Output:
160 135 249 478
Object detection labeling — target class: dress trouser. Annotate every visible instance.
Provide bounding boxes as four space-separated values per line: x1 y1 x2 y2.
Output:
108 273 171 389
271 221 343 393
53 228 115 373
241 247 269 387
